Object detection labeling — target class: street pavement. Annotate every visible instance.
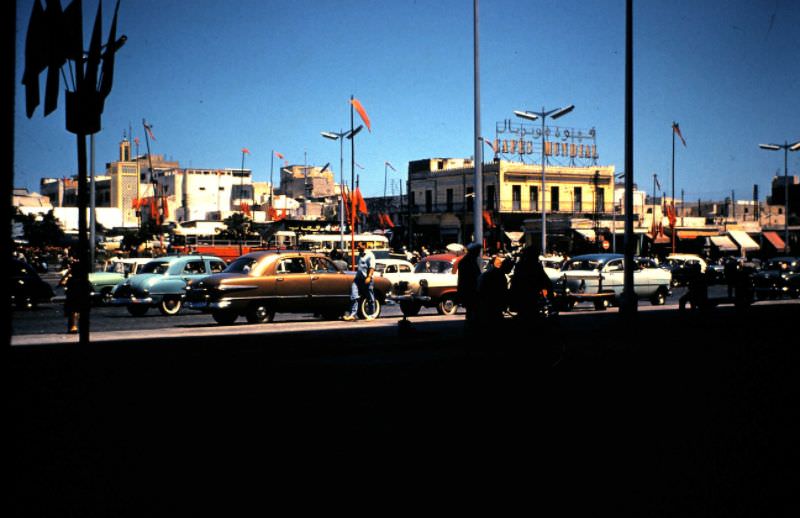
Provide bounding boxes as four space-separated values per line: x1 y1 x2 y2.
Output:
10 300 799 515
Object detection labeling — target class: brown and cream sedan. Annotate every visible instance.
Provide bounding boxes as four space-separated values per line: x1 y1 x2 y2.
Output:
185 250 392 325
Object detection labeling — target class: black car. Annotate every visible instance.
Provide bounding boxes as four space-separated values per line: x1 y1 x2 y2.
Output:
11 258 54 309
752 256 800 300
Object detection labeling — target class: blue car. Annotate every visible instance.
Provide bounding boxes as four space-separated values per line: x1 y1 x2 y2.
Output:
111 255 227 316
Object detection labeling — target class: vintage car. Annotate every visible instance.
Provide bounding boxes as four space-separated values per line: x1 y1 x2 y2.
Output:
11 258 54 309
375 258 416 286
752 256 800 300
111 255 227 316
88 257 153 304
389 253 460 317
185 250 393 324
663 253 708 287
553 253 672 310
540 255 567 284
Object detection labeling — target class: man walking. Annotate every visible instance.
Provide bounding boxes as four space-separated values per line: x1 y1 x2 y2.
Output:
344 242 376 321
457 242 483 328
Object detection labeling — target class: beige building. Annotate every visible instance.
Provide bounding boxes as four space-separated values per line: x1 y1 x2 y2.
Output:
407 158 616 248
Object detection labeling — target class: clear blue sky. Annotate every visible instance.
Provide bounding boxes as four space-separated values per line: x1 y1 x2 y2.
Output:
14 0 800 203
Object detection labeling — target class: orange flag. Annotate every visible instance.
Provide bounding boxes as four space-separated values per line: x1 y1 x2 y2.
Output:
274 151 284 159
483 210 494 228
161 196 169 218
350 98 372 132
242 148 250 155
355 188 368 215
672 122 686 147
383 214 394 228
240 201 251 216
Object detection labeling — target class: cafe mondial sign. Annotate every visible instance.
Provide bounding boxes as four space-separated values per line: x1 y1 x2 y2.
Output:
492 119 598 165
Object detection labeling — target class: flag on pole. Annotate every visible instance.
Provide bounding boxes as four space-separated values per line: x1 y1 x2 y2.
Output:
240 201 251 216
655 175 661 191
242 148 250 155
274 151 284 159
144 122 156 141
354 188 368 215
483 210 494 228
385 161 396 171
672 122 686 147
350 98 372 132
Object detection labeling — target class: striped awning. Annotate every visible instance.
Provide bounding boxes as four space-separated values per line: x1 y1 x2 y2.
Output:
709 235 738 251
727 230 760 251
677 230 719 240
762 231 786 251
574 229 596 241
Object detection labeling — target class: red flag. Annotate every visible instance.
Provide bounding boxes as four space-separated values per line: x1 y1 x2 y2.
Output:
149 197 158 218
350 98 372 132
131 197 139 209
240 201 251 216
667 204 676 228
483 210 494 228
242 148 250 155
354 188 368 215
274 151 284 159
382 213 395 228
672 122 686 147
161 196 169 219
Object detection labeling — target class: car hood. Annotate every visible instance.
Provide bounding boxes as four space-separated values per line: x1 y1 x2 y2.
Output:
89 272 125 284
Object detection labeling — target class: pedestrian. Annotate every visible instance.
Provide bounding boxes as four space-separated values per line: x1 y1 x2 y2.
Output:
330 249 349 271
509 245 553 319
476 254 513 329
343 241 376 321
457 242 483 329
59 256 90 334
678 262 709 312
724 257 738 299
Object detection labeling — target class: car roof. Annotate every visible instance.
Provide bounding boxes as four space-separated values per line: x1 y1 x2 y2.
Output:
422 253 459 262
376 258 413 265
568 253 623 261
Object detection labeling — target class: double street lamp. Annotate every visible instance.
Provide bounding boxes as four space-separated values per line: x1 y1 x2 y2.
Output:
759 140 800 252
514 105 575 254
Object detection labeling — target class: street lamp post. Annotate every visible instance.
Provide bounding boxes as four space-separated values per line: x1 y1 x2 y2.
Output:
759 140 800 252
514 105 575 254
323 127 362 252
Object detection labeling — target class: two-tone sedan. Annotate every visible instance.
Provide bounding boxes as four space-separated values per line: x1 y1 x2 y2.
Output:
111 255 227 316
553 253 672 310
185 250 393 325
389 253 461 317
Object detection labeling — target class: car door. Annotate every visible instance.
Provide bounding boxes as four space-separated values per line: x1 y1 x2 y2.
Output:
275 256 312 309
602 259 625 295
309 256 350 306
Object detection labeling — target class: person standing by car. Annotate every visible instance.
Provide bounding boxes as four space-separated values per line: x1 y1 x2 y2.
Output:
457 242 483 329
476 254 513 329
59 255 90 334
343 242 376 321
509 245 552 319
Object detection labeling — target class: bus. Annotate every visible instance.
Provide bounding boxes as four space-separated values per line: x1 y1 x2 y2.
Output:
298 233 390 257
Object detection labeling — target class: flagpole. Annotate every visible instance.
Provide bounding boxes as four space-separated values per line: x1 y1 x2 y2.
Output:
270 150 274 214
671 122 676 254
350 95 356 271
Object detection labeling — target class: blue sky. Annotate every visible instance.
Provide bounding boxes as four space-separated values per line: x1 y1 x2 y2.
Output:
14 0 800 203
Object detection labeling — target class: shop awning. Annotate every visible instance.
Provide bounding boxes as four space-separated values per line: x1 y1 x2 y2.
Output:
727 230 760 251
574 229 596 241
709 235 738 251
677 230 719 240
762 231 786 251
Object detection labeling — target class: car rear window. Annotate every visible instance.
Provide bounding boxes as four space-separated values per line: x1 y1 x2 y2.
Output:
564 260 602 271
140 261 170 274
414 260 453 274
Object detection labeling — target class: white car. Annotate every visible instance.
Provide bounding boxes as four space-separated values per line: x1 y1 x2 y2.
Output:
540 255 566 284
375 258 416 286
388 253 461 316
554 253 672 310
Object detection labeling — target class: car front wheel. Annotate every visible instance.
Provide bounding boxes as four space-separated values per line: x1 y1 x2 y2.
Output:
159 296 182 316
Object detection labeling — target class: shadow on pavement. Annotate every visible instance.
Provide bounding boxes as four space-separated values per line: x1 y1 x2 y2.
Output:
11 304 798 515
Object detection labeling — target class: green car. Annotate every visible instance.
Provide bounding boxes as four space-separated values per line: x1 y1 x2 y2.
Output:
89 257 154 305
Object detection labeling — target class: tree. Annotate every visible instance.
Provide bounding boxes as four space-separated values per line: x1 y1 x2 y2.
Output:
18 210 66 248
219 213 253 242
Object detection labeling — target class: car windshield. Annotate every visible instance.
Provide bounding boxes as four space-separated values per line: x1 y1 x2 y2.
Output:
225 256 259 274
139 261 170 274
764 260 793 272
563 259 602 271
414 260 453 274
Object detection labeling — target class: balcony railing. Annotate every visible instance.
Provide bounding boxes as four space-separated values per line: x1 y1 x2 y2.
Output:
406 199 615 216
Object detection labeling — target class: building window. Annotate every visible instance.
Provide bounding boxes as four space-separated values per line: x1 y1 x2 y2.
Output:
512 185 521 211
574 187 582 212
596 187 605 213
425 190 432 213
551 186 560 212
446 188 453 212
486 185 495 210
529 186 539 212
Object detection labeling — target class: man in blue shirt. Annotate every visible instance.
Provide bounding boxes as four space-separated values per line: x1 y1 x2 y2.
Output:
343 242 376 320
